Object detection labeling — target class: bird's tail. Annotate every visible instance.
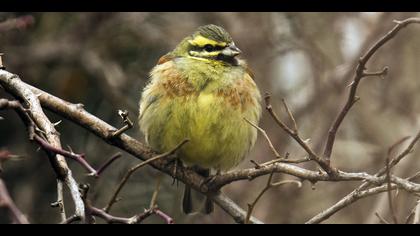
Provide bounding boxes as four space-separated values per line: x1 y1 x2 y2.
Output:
182 167 214 214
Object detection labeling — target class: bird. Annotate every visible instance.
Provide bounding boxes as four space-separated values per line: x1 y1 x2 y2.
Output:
138 24 261 214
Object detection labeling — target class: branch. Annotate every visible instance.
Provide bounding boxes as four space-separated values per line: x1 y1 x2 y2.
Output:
306 130 420 223
0 178 29 224
385 149 398 224
64 183 174 224
16 79 262 223
103 140 188 213
111 110 134 137
33 134 98 177
0 70 86 221
413 199 420 224
245 170 301 224
305 184 397 224
323 17 420 165
244 117 282 158
264 93 336 176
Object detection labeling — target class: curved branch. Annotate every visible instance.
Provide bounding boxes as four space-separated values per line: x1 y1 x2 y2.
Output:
0 70 85 221
323 17 420 164
0 178 29 224
0 69 262 224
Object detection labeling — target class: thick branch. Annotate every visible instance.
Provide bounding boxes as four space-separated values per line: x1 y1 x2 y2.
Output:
0 70 261 224
0 70 85 221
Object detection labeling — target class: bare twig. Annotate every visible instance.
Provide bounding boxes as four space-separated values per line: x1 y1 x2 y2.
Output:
111 110 133 137
323 17 420 165
104 139 188 213
375 212 390 224
264 93 336 175
153 208 174 224
0 69 86 221
306 184 397 224
385 153 398 224
95 153 122 176
149 175 162 209
61 214 80 224
306 130 420 224
64 183 173 225
0 178 29 224
24 80 260 223
33 134 98 177
281 98 298 132
244 117 282 158
245 170 301 224
55 180 66 222
414 199 420 224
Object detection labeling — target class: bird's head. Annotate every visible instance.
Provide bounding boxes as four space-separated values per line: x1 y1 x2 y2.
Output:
172 24 242 65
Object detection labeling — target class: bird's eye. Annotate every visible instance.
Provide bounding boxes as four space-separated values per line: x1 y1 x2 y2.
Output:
204 44 214 52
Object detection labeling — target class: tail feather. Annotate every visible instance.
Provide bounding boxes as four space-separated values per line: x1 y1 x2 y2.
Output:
182 185 193 214
182 167 214 214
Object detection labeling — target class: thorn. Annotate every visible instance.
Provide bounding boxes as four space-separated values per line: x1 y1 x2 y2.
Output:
52 120 62 127
250 160 261 169
346 81 355 88
303 138 311 144
86 172 99 178
66 145 74 154
50 200 62 208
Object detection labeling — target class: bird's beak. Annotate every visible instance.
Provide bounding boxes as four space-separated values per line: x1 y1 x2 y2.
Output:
221 43 241 57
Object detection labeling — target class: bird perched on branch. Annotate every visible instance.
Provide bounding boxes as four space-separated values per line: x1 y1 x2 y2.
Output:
139 24 261 214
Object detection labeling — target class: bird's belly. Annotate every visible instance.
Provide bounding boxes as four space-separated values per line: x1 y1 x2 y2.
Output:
147 93 258 171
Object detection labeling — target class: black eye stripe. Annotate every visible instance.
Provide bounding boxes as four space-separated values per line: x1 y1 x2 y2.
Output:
204 44 214 51
203 44 224 52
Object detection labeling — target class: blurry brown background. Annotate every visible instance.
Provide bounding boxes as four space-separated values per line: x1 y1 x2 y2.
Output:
1 12 420 224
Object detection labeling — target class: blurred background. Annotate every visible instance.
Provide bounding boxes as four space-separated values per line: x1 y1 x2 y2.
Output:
1 12 420 224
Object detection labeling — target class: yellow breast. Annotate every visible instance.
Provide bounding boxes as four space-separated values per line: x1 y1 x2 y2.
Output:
139 61 261 171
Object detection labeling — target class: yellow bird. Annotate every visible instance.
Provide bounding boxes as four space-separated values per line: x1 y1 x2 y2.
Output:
138 24 261 214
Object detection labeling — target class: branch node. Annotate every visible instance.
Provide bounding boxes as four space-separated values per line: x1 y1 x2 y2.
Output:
111 109 134 137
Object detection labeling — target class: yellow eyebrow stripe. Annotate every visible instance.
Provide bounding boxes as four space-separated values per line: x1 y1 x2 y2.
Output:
188 35 227 47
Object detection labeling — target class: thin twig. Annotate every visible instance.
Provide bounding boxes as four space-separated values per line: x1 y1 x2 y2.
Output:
95 153 122 176
149 175 162 209
306 130 420 224
323 17 420 165
385 153 398 224
103 139 188 213
33 134 98 177
0 178 29 224
111 110 133 137
55 180 66 222
375 212 390 224
0 70 86 222
264 93 336 175
245 170 301 224
414 199 420 224
244 117 282 158
281 98 298 132
60 214 80 224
